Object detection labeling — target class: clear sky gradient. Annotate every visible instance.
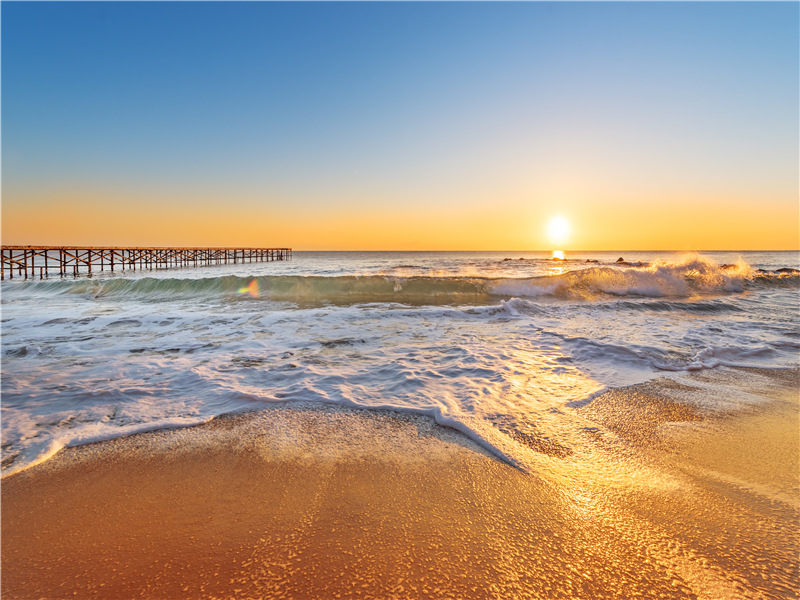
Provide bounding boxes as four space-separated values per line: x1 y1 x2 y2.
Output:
2 1 798 250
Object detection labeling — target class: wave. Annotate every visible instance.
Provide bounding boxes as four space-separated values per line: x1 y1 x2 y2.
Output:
491 256 786 299
3 256 797 305
605 299 744 314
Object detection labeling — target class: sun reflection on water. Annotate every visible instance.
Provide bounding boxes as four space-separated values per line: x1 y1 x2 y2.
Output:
549 251 567 276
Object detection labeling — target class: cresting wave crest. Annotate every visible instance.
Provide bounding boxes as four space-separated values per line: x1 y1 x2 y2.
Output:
11 256 797 305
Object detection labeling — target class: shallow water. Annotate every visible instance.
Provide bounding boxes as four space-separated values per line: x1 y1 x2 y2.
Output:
3 377 797 600
2 250 798 475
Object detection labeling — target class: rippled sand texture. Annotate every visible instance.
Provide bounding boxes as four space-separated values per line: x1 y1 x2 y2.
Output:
2 369 798 600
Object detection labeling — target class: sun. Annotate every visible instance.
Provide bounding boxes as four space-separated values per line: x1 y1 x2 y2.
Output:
547 216 570 247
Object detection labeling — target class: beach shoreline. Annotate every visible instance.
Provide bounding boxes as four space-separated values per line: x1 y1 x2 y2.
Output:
2 368 798 600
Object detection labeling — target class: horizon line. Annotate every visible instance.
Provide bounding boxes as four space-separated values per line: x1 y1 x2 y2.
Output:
2 245 798 253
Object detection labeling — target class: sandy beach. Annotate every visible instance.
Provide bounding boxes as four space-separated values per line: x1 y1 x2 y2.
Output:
2 368 797 600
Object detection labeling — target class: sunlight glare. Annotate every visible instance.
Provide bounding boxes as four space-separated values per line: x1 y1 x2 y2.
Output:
547 216 570 246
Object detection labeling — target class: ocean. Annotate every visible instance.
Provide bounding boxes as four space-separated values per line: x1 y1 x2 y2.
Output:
1 250 798 477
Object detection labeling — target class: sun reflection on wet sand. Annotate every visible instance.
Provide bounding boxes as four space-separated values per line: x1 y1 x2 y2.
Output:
1 370 796 599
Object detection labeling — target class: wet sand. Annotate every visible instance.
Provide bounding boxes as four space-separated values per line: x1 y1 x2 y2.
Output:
2 368 798 599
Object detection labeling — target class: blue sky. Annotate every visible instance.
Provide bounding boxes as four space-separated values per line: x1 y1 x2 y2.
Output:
2 1 798 249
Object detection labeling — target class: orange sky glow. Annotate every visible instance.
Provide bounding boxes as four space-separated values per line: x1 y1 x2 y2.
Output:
2 3 798 251
3 187 797 251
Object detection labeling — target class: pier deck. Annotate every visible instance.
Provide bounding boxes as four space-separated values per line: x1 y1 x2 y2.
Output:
1 246 292 280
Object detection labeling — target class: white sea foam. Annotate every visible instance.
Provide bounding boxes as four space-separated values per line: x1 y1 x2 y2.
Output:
2 251 798 475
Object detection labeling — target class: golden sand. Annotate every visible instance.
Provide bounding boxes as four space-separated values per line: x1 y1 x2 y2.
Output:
2 369 798 600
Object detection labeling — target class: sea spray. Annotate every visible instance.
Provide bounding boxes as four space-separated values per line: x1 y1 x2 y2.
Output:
3 255 795 306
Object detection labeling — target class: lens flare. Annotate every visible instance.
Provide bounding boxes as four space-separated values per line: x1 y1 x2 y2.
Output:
238 279 259 298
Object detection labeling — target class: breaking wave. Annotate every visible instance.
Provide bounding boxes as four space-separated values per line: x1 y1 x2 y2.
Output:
4 255 797 305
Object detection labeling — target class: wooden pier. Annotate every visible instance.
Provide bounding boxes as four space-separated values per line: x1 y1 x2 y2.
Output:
1 246 292 280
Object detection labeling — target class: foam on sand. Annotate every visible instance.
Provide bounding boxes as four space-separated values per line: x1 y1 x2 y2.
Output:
3 370 797 600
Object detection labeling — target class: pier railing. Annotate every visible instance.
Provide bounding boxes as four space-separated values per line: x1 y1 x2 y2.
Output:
1 246 292 280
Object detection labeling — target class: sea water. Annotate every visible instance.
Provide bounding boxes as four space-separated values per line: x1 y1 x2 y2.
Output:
1 250 798 475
